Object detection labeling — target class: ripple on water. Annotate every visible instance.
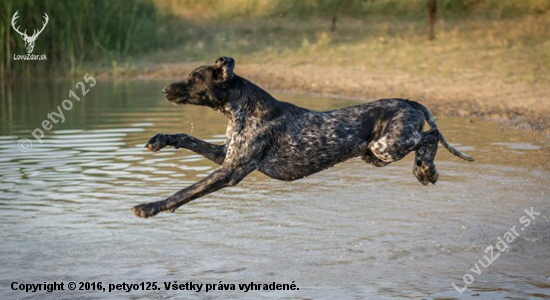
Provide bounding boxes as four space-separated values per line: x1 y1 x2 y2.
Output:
0 83 549 299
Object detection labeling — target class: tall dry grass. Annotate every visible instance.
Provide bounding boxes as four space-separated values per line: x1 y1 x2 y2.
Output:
154 0 550 20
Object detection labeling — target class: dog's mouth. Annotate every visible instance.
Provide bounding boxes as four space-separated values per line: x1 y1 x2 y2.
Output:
164 96 182 104
162 88 180 103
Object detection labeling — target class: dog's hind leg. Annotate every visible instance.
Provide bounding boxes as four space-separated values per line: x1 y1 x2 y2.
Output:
413 129 439 185
362 148 391 167
145 133 226 165
413 145 428 185
369 123 423 165
367 107 427 166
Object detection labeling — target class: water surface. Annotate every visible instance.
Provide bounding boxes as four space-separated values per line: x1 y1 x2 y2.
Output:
0 79 549 299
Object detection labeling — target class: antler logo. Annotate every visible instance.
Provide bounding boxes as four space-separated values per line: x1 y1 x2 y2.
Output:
11 11 49 54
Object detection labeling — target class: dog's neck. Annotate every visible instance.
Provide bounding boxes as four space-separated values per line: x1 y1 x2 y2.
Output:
219 75 280 121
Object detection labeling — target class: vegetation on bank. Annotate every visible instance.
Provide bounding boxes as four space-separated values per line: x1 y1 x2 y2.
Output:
0 0 183 78
1 0 549 79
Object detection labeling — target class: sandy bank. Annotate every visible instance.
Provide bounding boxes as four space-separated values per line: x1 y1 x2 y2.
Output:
97 62 549 134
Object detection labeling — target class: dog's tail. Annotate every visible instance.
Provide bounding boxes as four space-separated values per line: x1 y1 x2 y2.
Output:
406 100 475 162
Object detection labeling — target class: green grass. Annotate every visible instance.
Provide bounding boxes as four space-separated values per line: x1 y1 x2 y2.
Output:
0 0 185 78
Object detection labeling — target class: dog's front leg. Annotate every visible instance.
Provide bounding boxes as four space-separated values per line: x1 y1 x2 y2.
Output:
131 165 254 218
146 133 226 165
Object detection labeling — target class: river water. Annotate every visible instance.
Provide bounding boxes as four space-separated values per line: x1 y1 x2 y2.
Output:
0 79 548 299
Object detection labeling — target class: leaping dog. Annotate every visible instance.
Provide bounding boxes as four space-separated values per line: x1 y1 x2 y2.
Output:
131 57 474 218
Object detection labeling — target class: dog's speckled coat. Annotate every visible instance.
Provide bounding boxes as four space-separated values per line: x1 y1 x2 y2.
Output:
131 57 474 218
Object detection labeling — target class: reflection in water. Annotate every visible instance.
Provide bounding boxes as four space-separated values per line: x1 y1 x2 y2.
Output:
0 80 549 299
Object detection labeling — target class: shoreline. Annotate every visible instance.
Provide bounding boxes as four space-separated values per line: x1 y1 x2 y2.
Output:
97 62 550 134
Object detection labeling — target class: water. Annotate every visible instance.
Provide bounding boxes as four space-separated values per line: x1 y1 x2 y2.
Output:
0 79 549 299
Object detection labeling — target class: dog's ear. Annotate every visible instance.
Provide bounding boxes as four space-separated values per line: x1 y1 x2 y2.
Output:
214 57 235 82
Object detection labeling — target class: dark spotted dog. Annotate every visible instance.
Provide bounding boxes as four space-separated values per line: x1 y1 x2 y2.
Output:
131 57 474 218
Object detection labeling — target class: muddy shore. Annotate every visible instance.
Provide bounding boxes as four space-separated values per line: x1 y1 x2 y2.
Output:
98 62 549 134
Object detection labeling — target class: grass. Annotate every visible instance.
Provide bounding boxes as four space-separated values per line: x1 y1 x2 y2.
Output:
122 12 550 87
154 0 550 20
1 0 549 85
0 0 185 78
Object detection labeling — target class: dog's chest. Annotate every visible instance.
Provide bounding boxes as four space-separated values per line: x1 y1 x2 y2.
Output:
223 116 268 162
225 115 264 141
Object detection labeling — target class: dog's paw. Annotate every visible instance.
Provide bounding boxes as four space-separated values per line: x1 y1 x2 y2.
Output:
413 165 429 186
425 167 439 185
131 202 162 218
145 134 170 152
413 164 439 186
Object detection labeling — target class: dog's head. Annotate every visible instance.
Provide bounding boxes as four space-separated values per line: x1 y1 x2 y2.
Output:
162 57 235 107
